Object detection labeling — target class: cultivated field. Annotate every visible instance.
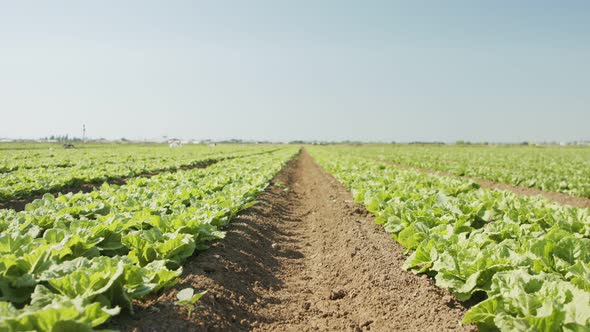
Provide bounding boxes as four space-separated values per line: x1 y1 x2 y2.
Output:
1 143 589 331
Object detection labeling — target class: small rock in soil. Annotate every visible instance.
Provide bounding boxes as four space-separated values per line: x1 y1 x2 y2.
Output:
442 295 456 307
329 289 348 300
271 243 280 250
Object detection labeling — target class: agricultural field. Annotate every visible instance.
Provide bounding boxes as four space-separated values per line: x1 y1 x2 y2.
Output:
345 145 590 198
0 143 589 331
0 144 276 206
309 146 590 331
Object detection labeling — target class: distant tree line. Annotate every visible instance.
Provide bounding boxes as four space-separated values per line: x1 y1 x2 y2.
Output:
42 135 83 142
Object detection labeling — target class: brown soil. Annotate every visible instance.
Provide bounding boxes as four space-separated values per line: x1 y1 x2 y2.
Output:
382 161 590 209
110 150 475 332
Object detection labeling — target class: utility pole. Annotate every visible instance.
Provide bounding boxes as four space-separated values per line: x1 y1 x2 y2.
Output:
83 124 86 143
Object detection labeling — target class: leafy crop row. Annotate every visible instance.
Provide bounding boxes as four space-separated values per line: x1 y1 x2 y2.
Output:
335 145 590 198
0 148 297 331
0 144 256 173
309 146 590 331
0 145 276 202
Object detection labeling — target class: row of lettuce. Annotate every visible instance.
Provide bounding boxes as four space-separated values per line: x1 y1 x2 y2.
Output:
309 146 590 331
335 145 590 198
0 144 252 173
0 145 276 203
0 147 298 331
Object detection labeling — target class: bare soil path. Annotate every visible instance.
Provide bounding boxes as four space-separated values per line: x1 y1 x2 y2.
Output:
381 161 590 208
112 150 474 332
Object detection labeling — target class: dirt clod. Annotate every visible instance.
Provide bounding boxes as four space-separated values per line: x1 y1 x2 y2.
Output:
360 320 374 328
329 289 348 301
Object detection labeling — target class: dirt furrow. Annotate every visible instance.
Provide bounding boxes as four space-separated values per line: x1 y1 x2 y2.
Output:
379 160 590 208
112 150 474 331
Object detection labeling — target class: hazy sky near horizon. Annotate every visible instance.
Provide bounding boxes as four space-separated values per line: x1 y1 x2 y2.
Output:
1 1 589 142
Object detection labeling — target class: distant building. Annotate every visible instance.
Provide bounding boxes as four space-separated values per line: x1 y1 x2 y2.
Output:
168 138 182 147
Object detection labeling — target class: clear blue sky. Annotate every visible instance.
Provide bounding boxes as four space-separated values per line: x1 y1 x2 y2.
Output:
1 1 588 142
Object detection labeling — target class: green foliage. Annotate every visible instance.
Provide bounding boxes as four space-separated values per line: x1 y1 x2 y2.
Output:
334 144 590 198
175 288 206 318
0 145 277 202
463 270 590 331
